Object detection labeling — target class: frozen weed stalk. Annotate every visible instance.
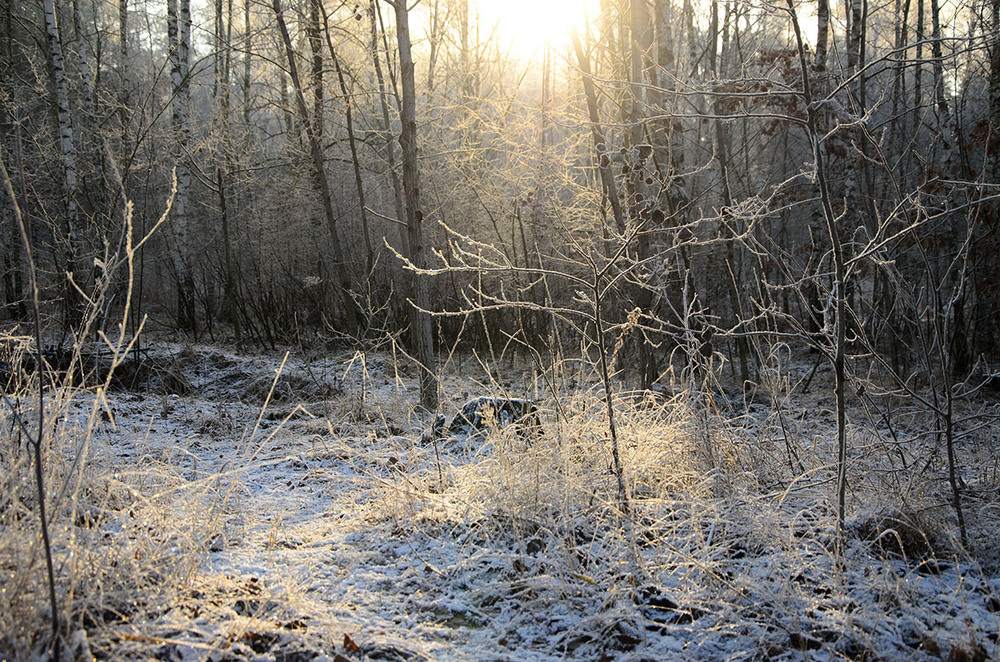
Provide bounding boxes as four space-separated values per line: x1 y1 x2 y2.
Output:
0 170 227 660
2 148 61 660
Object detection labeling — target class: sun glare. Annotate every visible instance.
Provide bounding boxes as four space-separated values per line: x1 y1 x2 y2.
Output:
473 0 598 62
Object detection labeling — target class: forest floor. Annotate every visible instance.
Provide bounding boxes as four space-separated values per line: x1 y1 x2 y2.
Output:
4 341 1000 662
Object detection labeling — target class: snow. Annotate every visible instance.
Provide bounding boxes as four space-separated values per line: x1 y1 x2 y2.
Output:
4 342 1000 661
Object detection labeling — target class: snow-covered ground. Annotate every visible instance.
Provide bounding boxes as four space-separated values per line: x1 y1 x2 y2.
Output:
3 343 1000 661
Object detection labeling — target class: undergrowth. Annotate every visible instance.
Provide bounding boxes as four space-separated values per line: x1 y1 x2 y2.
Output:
2 337 999 660
0 334 239 660
364 364 1000 660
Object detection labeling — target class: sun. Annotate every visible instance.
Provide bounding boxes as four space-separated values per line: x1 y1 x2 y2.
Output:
473 0 598 62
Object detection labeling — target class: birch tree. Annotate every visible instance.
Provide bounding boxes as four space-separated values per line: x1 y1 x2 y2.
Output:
168 0 196 331
42 0 85 328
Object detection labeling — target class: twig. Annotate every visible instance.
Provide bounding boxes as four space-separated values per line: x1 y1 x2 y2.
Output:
1 144 61 660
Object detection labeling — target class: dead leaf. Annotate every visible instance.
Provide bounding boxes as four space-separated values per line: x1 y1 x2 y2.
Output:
343 633 361 653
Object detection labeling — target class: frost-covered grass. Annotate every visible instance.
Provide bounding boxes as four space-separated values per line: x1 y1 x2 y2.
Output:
2 340 999 661
1 340 237 661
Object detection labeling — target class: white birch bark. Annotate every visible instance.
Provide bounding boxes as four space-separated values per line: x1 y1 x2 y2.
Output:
43 0 83 323
168 0 195 330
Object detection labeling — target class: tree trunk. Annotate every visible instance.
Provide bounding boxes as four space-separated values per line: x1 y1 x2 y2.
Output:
242 0 252 127
214 0 239 338
272 0 360 332
117 0 131 171
847 0 863 71
991 0 1000 183
43 0 84 328
815 0 829 70
712 0 751 384
325 18 375 284
629 0 649 150
308 0 324 139
369 0 407 249
929 0 949 119
1 148 25 319
391 0 438 411
168 0 196 332
426 0 440 91
217 168 241 344
978 0 1000 360
914 0 925 135
213 0 232 111
2 6 25 320
787 0 850 534
71 0 95 118
628 0 658 388
891 0 910 181
571 31 626 237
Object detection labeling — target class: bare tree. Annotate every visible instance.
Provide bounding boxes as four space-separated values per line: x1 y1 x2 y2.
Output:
786 0 851 534
385 0 438 410
1 28 25 319
308 0 324 139
323 14 375 284
815 0 830 70
43 0 84 328
272 0 360 332
167 0 195 332
571 31 626 237
368 0 407 248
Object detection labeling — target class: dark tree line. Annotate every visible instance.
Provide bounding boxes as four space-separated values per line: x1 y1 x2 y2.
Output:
2 0 999 416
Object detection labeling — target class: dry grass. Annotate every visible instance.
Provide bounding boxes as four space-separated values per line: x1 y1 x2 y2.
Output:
2 338 999 660
0 340 241 660
356 362 1000 660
